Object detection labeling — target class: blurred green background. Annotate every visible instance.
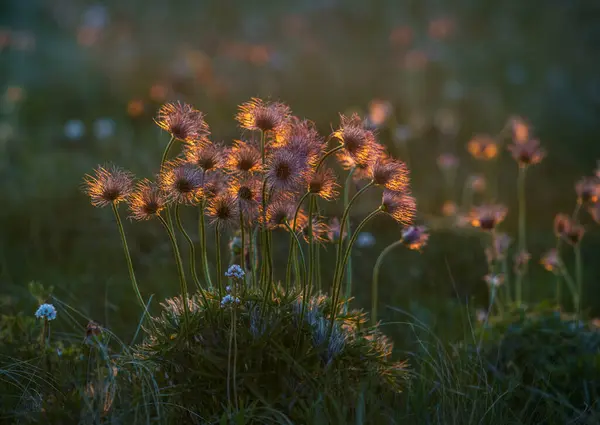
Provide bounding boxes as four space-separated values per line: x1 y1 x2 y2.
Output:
2 0 600 337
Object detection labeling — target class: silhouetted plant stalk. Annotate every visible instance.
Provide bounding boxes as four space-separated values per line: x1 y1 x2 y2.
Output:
215 226 223 298
111 203 150 321
515 166 527 306
198 199 213 288
158 214 190 333
343 167 356 309
371 239 403 326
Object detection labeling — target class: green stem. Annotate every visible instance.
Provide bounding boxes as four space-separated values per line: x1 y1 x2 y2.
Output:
227 308 233 408
215 226 223 298
285 237 294 292
111 203 150 321
558 259 578 311
158 214 190 334
239 205 245 272
199 200 213 288
160 135 176 171
329 208 381 340
516 166 528 306
575 244 583 318
371 240 403 326
251 226 259 288
343 168 356 309
175 204 209 308
315 145 344 171
232 306 238 409
307 196 315 299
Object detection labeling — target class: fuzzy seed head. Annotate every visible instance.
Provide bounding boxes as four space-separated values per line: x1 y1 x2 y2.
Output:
129 179 167 220
155 102 209 142
266 148 310 193
183 142 225 172
470 204 507 231
333 113 379 166
83 165 134 208
159 161 203 205
401 225 429 251
308 168 339 200
225 140 263 175
371 157 410 192
236 98 291 133
575 176 600 204
507 138 545 167
381 190 416 225
206 194 239 229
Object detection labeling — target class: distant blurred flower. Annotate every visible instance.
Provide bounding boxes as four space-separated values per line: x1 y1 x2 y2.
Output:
64 120 85 140
507 139 545 167
389 25 413 47
327 217 347 242
467 174 486 193
356 232 376 248
540 249 560 273
588 202 600 224
435 109 459 135
402 225 429 251
510 116 530 144
486 233 511 263
553 213 571 238
564 222 585 246
367 99 393 128
83 165 134 208
236 98 290 133
5 86 24 103
127 100 145 117
93 118 115 140
484 274 504 288
442 200 457 217
575 176 600 204
470 204 507 231
35 304 57 321
393 125 412 144
428 17 454 40
436 153 459 171
150 84 169 102
404 50 428 70
513 250 531 275
467 135 498 160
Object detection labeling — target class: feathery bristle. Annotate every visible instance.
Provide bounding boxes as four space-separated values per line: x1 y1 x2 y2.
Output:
159 160 203 205
155 102 209 143
228 176 262 222
83 165 134 208
225 140 263 175
371 157 410 193
206 194 239 229
332 113 378 166
469 204 508 231
381 190 416 225
129 179 167 220
183 141 225 173
308 168 339 200
236 98 291 133
266 148 310 193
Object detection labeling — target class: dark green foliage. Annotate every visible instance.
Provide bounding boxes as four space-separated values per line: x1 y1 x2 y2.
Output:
476 304 600 424
129 288 408 424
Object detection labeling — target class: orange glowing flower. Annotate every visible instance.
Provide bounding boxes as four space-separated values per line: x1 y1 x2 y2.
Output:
183 141 225 173
470 204 507 231
127 99 145 117
371 157 410 193
540 249 560 273
206 194 239 229
575 176 600 204
158 161 203 205
227 177 262 222
510 116 530 144
129 179 167 220
381 190 416 225
225 140 263 175
236 98 291 133
467 135 498 160
155 102 209 143
265 195 305 230
83 165 134 208
332 113 379 167
308 168 339 201
507 138 545 167
401 226 429 251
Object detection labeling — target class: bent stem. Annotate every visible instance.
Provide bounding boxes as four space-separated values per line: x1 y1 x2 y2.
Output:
329 207 381 340
371 239 403 326
516 165 528 306
158 214 190 334
199 200 213 288
575 244 583 318
111 203 150 321
175 204 209 309
215 226 223 298
315 145 343 171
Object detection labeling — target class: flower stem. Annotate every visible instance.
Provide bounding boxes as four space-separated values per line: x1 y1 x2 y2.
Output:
239 205 246 272
371 240 403 326
111 203 150 321
158 214 190 334
342 168 356 309
575 244 583 318
175 204 209 308
516 165 528 306
315 145 343 171
215 226 223 298
199 200 213 289
307 195 315 299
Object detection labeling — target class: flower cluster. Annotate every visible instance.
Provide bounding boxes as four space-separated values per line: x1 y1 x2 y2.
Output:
220 294 241 308
225 264 245 280
35 303 57 321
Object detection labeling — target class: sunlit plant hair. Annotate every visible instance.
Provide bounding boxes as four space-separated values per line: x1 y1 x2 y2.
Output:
276 117 324 162
159 160 204 205
265 196 306 230
467 134 498 160
206 194 240 229
235 97 291 133
155 101 210 143
380 190 416 225
266 148 310 192
332 113 378 166
370 157 410 192
225 140 263 175
401 225 429 251
507 138 545 167
201 172 226 200
183 141 226 173
308 168 339 201
129 179 167 220
228 176 262 221
83 165 134 207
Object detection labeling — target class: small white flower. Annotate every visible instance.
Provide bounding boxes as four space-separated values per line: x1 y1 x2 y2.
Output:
35 303 57 321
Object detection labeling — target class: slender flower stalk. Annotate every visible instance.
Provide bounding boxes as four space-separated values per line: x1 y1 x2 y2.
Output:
342 168 356 307
199 200 213 288
575 244 583 317
111 203 150 321
315 145 343 171
175 204 209 308
307 196 315 298
157 214 190 333
371 239 403 326
516 166 527 305
215 226 223 297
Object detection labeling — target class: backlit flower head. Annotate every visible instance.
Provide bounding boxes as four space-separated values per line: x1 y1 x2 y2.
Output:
83 165 134 207
274 118 324 161
183 141 225 173
265 196 305 230
367 99 393 128
225 264 245 280
206 194 239 229
308 168 339 200
327 217 347 242
155 102 209 143
467 174 486 193
302 216 330 244
159 160 203 205
510 116 530 144
266 148 310 192
564 222 585 246
370 157 410 192
575 176 600 204
588 202 600 224
201 172 226 200
467 135 498 160
508 138 545 167
333 113 378 166
553 213 571 238
484 274 504 288
381 190 416 225
470 204 507 231
513 250 531 275
540 249 560 273
35 303 57 321
486 232 511 263
401 225 429 251
129 179 167 220
236 98 291 133
436 153 459 171
228 176 262 221
225 140 263 175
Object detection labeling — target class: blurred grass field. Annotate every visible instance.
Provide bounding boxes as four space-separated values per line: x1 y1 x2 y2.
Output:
2 0 600 339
